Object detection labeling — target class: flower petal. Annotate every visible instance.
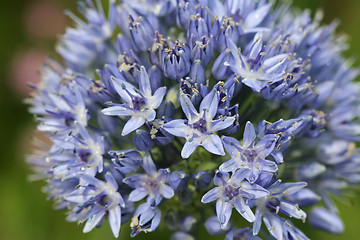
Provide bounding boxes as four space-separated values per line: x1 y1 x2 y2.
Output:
122 117 145 136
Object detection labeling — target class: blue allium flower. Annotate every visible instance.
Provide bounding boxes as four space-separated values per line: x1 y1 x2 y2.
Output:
102 66 167 136
163 89 235 158
27 0 360 238
220 121 278 183
123 152 174 207
201 170 268 228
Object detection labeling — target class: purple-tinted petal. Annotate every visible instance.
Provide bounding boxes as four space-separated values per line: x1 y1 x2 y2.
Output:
216 200 232 229
179 93 198 121
101 106 129 116
222 136 241 156
234 198 255 222
142 152 157 174
83 211 105 233
151 86 167 109
211 117 235 132
219 158 239 173
105 172 118 189
162 185 175 199
279 201 306 220
262 214 283 240
202 134 225 155
111 76 136 104
200 90 219 119
309 207 344 234
122 117 145 136
243 121 256 147
181 140 199 158
162 119 188 137
128 188 148 202
213 170 230 186
109 205 121 238
243 3 271 30
201 187 219 203
139 66 152 96
253 209 262 236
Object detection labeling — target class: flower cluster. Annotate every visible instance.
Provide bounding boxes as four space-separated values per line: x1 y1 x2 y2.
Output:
27 0 360 239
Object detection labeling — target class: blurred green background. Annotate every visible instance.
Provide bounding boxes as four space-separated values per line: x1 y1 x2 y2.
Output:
0 0 360 239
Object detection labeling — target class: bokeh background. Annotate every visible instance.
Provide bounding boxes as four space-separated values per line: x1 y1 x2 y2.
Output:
0 0 360 239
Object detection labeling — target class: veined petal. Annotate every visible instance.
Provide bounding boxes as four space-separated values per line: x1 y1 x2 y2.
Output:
180 93 198 121
128 188 148 202
243 121 256 147
222 136 241 156
202 134 225 156
122 117 145 136
263 214 283 240
100 105 127 116
219 158 239 173
151 86 167 109
253 209 262 235
143 152 157 174
139 66 152 96
243 3 272 30
279 201 306 220
234 198 255 222
161 185 174 199
105 172 118 189
83 211 106 233
162 119 188 137
201 187 219 203
109 205 121 238
200 90 219 119
211 117 235 132
216 200 233 229
240 181 269 199
111 76 136 104
181 140 200 158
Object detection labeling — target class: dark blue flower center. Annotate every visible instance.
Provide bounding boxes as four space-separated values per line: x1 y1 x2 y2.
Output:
191 118 208 133
132 96 145 110
242 149 258 162
224 185 240 201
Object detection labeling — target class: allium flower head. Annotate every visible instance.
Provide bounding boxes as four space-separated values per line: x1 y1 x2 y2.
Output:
27 0 360 238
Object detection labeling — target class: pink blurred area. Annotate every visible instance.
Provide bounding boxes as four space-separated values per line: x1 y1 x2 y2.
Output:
9 1 67 98
10 49 48 97
24 1 66 39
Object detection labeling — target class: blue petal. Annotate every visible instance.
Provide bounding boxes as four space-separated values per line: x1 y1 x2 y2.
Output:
234 198 255 222
151 86 167 109
105 172 118 189
201 187 219 203
162 119 188 138
161 185 175 199
243 121 256 148
216 200 233 229
309 207 344 234
109 205 121 238
139 66 152 96
122 117 145 136
211 116 235 132
200 90 219 119
202 134 225 156
142 152 157 174
243 3 272 30
181 140 199 158
213 170 230 186
83 210 105 233
179 93 198 121
262 213 283 240
222 136 241 156
219 158 239 173
101 106 129 116
128 188 148 202
111 76 136 104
